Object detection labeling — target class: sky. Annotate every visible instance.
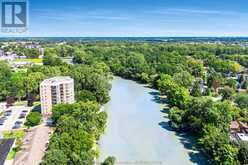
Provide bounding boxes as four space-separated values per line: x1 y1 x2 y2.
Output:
1 0 248 37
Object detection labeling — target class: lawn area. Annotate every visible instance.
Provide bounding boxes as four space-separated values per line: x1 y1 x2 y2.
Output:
7 148 17 160
15 58 43 63
4 130 25 160
14 101 26 106
3 130 25 139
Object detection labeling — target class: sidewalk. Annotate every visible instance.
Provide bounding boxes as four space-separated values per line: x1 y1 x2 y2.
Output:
13 122 52 165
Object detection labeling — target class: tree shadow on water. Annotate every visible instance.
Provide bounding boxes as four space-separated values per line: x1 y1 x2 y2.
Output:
177 133 211 165
158 122 211 165
149 91 168 104
158 121 174 132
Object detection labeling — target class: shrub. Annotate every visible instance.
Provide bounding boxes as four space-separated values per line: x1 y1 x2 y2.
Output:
25 112 41 127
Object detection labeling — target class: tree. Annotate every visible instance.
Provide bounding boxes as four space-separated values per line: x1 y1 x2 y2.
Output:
73 50 90 64
235 93 248 109
0 61 11 81
199 125 239 165
25 112 41 127
191 81 202 97
125 52 148 78
76 90 97 102
229 61 243 73
226 78 237 89
25 72 46 95
6 96 15 107
207 70 224 92
219 87 235 101
173 71 193 88
42 149 68 165
27 94 36 107
157 74 191 109
102 156 116 165
0 61 11 101
43 54 63 66
242 80 248 89
10 71 26 100
168 107 184 129
238 142 248 165
186 57 204 77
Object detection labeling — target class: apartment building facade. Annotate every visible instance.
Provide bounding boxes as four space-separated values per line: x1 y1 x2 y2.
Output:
40 76 75 116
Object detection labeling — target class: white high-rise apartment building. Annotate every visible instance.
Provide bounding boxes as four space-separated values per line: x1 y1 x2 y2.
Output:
40 76 75 116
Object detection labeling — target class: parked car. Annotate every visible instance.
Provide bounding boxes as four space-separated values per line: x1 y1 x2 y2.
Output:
4 112 11 116
12 124 21 129
19 113 26 119
22 110 28 113
0 120 4 125
15 121 23 125
0 116 7 120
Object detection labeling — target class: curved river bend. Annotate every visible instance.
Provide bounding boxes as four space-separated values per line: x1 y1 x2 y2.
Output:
99 77 208 165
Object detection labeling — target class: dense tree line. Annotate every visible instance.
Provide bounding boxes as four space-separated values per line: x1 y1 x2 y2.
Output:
2 42 248 164
49 42 248 165
42 101 107 164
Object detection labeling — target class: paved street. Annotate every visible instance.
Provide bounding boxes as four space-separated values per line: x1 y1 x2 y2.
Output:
0 106 30 132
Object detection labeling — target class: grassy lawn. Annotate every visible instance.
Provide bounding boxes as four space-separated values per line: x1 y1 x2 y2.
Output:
33 101 41 106
15 58 43 63
14 101 26 106
4 130 25 160
7 148 17 160
3 130 25 139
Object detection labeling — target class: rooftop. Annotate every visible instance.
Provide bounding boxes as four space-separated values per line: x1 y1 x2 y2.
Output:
237 133 248 142
0 138 15 165
41 76 73 86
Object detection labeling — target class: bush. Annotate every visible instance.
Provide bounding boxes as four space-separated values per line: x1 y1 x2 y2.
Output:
102 156 116 165
25 112 41 127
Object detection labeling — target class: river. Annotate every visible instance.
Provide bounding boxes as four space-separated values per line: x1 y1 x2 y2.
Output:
99 77 208 165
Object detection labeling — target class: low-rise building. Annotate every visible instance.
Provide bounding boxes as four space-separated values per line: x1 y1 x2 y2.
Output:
230 121 248 143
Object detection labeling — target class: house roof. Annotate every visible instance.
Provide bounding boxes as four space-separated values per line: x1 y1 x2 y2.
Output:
0 138 15 165
240 121 248 129
230 121 240 129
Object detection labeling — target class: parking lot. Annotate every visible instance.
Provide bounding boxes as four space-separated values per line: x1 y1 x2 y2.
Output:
0 106 31 132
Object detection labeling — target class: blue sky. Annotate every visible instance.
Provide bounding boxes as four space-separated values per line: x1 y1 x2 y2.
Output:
2 0 248 37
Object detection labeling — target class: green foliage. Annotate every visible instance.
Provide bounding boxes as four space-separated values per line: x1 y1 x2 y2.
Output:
168 107 184 129
43 54 64 66
226 79 237 89
43 101 107 164
102 156 116 165
219 87 235 101
76 90 97 102
207 70 224 91
199 125 239 165
25 112 41 127
191 81 202 97
173 71 193 88
238 142 248 165
0 61 11 100
157 74 191 109
42 149 68 165
235 93 248 109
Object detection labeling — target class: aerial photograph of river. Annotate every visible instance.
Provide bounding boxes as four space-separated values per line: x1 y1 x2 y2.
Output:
99 77 209 165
